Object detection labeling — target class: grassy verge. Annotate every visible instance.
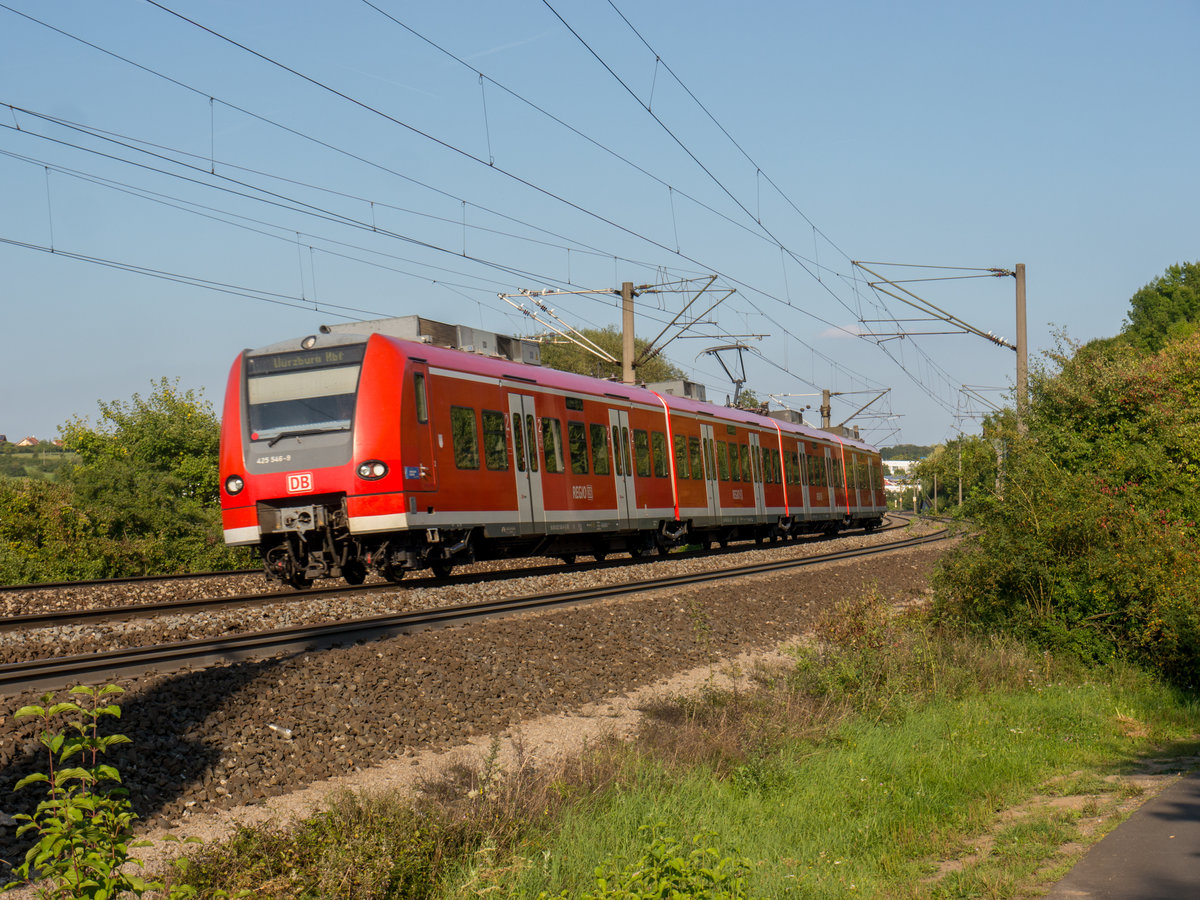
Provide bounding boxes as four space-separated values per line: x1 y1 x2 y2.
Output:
175 594 1199 899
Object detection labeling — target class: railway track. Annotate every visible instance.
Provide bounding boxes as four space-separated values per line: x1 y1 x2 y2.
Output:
0 522 947 697
0 567 259 594
4 517 915 632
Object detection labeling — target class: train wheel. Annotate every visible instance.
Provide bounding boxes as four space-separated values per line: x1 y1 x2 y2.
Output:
431 559 454 579
342 559 366 585
382 566 405 583
559 553 577 566
287 572 312 590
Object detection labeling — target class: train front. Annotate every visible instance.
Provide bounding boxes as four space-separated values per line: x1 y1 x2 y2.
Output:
219 332 375 587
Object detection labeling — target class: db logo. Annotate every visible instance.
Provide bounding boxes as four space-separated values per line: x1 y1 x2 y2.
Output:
286 472 314 494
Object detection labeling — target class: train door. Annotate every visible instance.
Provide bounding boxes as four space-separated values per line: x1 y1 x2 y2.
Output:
823 448 838 517
793 438 810 519
700 423 721 520
507 393 545 534
608 408 635 526
852 454 864 514
407 362 438 491
748 432 766 518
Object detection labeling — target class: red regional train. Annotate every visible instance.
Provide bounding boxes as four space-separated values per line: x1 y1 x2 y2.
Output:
219 320 887 587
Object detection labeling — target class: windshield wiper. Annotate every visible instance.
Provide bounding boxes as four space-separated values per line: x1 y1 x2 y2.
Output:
266 427 345 448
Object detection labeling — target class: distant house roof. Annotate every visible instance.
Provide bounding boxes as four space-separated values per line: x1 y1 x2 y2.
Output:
15 436 39 447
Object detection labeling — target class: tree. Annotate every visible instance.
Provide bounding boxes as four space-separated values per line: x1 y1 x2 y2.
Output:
0 479 109 583
908 428 1002 516
1120 261 1200 353
935 331 1200 684
535 326 687 384
879 444 933 461
56 378 250 575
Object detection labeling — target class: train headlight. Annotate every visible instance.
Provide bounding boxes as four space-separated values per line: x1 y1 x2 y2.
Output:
357 460 388 480
225 474 245 495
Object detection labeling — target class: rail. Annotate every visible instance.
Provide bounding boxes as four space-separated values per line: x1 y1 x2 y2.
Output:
0 524 949 697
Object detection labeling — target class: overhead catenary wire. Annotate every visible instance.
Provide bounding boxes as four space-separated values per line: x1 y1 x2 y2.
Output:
0 3 691 278
542 0 980 422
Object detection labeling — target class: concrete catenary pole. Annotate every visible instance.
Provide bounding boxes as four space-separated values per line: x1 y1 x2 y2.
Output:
621 281 635 385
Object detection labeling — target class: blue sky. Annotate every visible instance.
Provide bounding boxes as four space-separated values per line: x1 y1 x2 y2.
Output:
2 0 1196 445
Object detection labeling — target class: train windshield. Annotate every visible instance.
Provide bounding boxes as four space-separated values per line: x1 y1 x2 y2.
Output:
245 346 364 442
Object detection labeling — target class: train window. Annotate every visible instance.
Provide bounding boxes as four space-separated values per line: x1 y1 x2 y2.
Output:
414 373 428 424
633 429 651 477
852 456 862 489
738 444 751 482
752 445 762 483
513 413 526 472
611 426 623 476
830 457 842 488
673 434 690 479
591 423 611 475
565 396 584 411
621 427 632 475
799 451 809 485
807 453 824 487
717 441 730 481
688 436 703 480
541 418 564 473
786 451 800 486
525 415 539 472
652 431 669 477
726 424 737 435
483 410 508 471
703 438 716 482
567 421 589 475
450 406 479 470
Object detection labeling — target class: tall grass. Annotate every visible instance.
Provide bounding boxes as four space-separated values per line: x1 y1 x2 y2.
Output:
178 594 1200 899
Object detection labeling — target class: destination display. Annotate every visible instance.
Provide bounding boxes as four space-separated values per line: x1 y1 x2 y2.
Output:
246 343 366 376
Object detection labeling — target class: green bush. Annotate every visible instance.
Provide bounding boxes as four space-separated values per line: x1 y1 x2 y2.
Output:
181 794 457 899
5 686 178 899
935 329 1200 685
540 826 763 900
1 379 253 584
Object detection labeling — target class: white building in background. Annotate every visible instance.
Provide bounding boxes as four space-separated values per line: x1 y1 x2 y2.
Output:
883 460 928 512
